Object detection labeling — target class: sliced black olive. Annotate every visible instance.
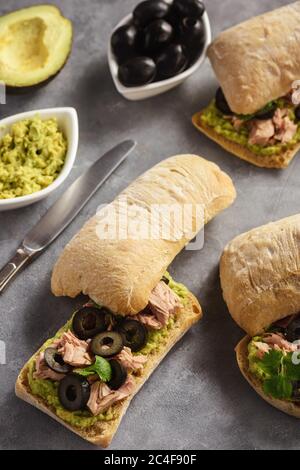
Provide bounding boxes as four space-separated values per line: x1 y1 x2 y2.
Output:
179 16 204 48
133 0 171 27
91 332 124 358
255 103 277 120
286 317 300 342
118 319 148 352
108 359 128 390
72 306 107 340
118 56 156 87
215 87 233 115
161 275 170 284
58 374 90 411
174 0 205 19
144 19 173 53
295 106 300 121
111 24 139 63
156 43 187 79
44 348 71 374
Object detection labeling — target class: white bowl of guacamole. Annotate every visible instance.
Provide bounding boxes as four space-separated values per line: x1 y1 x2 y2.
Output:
0 107 78 211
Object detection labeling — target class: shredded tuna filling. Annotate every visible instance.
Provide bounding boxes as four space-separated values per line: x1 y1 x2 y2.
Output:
30 279 183 420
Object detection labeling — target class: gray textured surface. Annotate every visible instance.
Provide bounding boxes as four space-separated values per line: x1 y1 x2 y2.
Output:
0 0 299 450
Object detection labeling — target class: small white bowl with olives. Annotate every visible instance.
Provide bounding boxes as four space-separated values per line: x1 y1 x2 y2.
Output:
108 0 211 100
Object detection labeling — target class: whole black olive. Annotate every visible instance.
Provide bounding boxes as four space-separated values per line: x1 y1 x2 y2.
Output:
91 332 124 358
117 319 148 352
144 19 173 53
133 0 171 27
286 317 300 342
108 360 128 390
111 24 139 63
156 43 187 79
179 16 204 48
174 0 205 19
44 348 71 374
58 374 90 411
255 103 277 120
215 87 233 115
295 106 300 121
72 306 107 340
118 56 156 87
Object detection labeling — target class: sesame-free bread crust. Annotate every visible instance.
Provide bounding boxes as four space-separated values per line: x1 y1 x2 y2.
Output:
207 2 300 115
220 214 300 337
51 155 236 315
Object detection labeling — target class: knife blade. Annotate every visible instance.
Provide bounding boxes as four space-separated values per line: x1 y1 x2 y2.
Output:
0 140 136 293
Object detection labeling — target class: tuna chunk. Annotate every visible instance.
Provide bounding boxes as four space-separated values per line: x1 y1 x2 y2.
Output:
33 351 65 382
138 281 181 330
115 346 147 372
248 119 275 146
56 330 93 367
87 375 135 416
248 108 297 146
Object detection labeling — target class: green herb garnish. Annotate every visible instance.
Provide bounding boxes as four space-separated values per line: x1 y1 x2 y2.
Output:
74 356 112 382
257 350 300 400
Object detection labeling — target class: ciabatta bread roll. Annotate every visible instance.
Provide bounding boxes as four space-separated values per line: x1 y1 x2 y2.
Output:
193 2 300 169
52 154 236 315
17 154 236 446
208 1 300 116
220 214 300 417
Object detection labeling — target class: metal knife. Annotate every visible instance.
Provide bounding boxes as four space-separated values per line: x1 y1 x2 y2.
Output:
0 140 136 293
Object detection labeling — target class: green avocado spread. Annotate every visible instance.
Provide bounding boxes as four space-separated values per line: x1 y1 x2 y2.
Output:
200 100 300 156
27 274 190 429
0 116 67 199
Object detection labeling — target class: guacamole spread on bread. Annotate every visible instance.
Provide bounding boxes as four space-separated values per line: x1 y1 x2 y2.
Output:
0 116 67 199
27 275 190 429
200 93 300 156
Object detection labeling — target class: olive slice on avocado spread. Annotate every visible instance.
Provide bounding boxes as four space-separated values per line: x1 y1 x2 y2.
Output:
118 319 148 352
108 360 128 390
72 306 108 340
58 374 90 412
0 5 72 90
91 332 124 358
44 348 71 374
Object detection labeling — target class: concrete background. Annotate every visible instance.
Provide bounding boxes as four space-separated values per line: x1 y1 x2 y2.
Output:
0 0 299 450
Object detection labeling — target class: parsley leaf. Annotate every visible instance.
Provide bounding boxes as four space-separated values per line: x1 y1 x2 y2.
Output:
74 356 112 382
283 353 300 381
257 349 282 376
263 376 292 400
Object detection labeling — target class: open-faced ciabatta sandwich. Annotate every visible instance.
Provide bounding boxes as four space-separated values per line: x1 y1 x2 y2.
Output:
16 154 236 447
193 1 300 169
220 214 300 416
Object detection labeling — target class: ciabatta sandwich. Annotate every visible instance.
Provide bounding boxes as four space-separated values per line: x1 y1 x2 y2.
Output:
16 154 236 447
193 2 300 169
220 214 300 416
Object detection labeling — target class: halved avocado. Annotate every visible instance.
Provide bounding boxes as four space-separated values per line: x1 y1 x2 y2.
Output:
0 5 73 91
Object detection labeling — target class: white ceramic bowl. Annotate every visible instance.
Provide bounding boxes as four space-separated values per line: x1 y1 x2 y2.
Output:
0 107 78 211
108 11 211 100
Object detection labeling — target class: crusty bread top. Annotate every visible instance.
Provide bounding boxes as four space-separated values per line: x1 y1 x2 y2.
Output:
51 155 236 315
220 214 300 336
208 1 300 115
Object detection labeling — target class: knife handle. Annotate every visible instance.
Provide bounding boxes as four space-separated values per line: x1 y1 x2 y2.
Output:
0 248 33 293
